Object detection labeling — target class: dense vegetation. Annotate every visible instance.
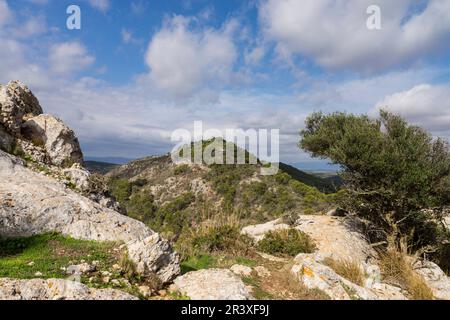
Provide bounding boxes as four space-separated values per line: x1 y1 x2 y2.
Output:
300 110 450 254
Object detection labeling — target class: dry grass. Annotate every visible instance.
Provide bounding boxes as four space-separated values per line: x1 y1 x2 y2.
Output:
322 257 365 286
252 263 330 300
379 248 434 300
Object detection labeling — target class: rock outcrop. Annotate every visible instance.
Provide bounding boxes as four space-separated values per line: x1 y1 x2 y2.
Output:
0 81 43 137
412 259 450 300
0 81 82 167
242 215 376 264
291 253 407 300
173 269 253 300
0 150 180 283
21 114 83 167
0 278 137 300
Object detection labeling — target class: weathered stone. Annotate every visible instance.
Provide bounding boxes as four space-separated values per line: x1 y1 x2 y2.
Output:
0 278 137 300
412 259 450 300
173 269 253 300
0 81 42 137
21 114 83 167
241 219 290 242
66 263 95 276
295 215 376 264
63 165 91 191
0 150 180 284
254 266 271 278
230 264 252 277
370 283 407 300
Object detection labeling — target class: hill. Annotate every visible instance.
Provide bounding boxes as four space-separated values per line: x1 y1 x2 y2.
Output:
85 160 119 174
106 142 339 242
278 163 342 193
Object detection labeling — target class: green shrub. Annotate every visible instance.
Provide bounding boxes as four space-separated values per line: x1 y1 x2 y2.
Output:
257 228 316 257
174 164 190 175
109 178 132 203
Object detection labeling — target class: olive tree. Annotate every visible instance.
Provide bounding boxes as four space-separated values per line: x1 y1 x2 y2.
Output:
300 110 450 250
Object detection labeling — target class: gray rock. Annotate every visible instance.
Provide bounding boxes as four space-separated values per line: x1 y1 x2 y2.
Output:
241 219 290 242
0 150 180 284
230 264 252 277
21 114 83 167
0 278 137 300
173 269 253 300
66 263 95 276
0 81 42 137
413 259 450 300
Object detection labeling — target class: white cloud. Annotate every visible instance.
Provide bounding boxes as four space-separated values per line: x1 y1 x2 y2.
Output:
49 42 95 75
0 0 12 27
373 84 450 134
144 15 238 99
259 0 450 73
87 0 110 12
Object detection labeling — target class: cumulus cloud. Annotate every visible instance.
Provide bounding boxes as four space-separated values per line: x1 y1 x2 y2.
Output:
259 0 450 73
144 15 238 99
373 84 450 135
87 0 110 12
49 42 95 75
0 0 12 27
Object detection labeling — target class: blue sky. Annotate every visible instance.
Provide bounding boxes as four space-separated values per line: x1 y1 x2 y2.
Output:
1 0 450 168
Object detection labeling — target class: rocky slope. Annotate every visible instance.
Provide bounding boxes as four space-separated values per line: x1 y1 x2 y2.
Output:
0 81 181 299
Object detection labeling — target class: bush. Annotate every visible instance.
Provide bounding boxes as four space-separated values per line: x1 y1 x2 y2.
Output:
109 178 132 204
178 215 252 258
257 228 316 257
300 110 450 249
174 164 190 175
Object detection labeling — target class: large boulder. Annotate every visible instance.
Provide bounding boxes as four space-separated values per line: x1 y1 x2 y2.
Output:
241 219 290 242
294 215 376 264
0 81 42 137
21 114 83 167
412 259 450 300
0 278 137 300
173 269 253 300
0 150 180 283
291 253 408 300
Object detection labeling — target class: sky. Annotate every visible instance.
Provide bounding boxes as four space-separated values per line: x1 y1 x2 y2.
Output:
1 0 450 169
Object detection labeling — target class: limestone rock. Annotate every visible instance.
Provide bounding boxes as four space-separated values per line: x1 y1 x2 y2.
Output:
241 219 290 242
230 264 252 277
295 215 376 264
254 266 271 278
173 269 253 300
0 150 180 284
0 81 42 137
370 283 407 300
21 114 83 167
413 259 450 300
66 263 96 276
63 165 91 191
242 216 375 264
0 278 137 300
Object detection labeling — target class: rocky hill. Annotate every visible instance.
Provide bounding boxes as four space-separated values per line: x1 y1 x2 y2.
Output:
1 81 449 301
106 150 338 240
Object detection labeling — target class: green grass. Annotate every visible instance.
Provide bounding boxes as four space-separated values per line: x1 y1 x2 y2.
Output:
180 254 258 274
0 233 118 280
180 255 216 274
